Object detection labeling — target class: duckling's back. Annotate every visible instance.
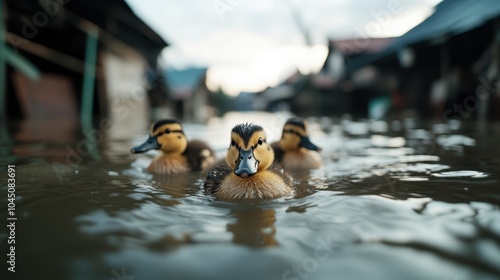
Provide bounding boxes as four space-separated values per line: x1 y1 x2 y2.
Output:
183 140 216 172
270 142 284 165
271 141 321 169
204 163 232 195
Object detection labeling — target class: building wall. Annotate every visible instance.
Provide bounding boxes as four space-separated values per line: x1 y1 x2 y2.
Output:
101 49 149 139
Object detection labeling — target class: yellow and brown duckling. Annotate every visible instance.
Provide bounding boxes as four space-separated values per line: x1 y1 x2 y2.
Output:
204 123 293 199
131 119 215 174
271 117 322 169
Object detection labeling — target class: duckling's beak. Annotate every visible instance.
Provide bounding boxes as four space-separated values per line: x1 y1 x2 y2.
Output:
234 148 259 178
300 136 321 151
131 136 160 154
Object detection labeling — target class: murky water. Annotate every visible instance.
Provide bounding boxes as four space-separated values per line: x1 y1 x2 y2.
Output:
1 112 499 280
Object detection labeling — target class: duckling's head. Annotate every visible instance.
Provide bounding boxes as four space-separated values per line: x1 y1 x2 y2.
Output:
279 117 321 152
131 119 187 155
226 123 274 178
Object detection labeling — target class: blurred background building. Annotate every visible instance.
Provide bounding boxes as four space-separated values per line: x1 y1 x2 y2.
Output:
253 0 500 120
1 0 500 128
1 0 167 139
164 67 211 123
342 0 500 121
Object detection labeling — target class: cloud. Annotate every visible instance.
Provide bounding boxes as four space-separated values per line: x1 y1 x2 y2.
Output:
126 0 440 93
206 44 328 95
163 28 285 67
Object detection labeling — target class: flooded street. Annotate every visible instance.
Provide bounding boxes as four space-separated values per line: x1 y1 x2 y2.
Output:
1 112 500 280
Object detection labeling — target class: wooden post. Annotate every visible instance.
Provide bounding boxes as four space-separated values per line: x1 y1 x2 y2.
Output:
80 26 99 123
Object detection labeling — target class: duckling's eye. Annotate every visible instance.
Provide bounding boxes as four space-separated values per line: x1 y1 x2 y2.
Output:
258 138 263 145
164 129 171 134
231 140 236 147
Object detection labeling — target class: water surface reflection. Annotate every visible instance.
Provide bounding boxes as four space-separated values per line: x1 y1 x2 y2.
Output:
1 113 499 280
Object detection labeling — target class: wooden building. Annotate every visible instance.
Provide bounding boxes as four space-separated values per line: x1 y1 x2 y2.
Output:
0 0 168 138
346 0 500 120
164 67 212 123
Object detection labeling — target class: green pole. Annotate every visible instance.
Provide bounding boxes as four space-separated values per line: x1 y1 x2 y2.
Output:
0 0 6 120
5 46 40 80
80 26 99 124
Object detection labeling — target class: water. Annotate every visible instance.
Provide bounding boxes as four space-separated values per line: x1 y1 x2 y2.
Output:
1 112 499 280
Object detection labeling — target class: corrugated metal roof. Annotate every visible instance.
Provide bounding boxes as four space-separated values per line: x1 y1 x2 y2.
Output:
331 38 395 54
165 68 207 90
347 0 500 73
393 0 500 48
6 0 168 66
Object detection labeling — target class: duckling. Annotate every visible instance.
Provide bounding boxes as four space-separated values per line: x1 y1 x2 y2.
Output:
131 119 215 174
271 117 322 169
204 123 293 199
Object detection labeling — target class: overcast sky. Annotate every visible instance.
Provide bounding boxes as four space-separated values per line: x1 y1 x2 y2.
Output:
125 0 442 95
